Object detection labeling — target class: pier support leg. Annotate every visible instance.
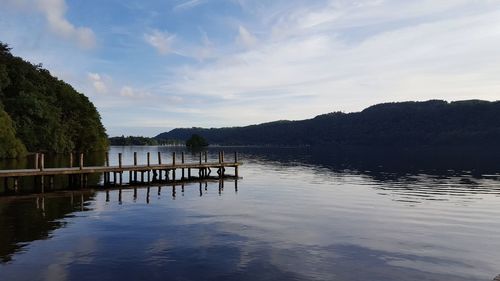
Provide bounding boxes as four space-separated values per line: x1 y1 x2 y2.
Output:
49 176 54 190
14 177 18 193
3 177 8 194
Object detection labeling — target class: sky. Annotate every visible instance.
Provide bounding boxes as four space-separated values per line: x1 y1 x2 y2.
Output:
1 0 500 136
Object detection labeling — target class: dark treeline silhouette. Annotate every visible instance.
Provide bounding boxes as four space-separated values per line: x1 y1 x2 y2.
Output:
156 100 500 146
109 136 159 146
109 135 183 146
0 42 108 158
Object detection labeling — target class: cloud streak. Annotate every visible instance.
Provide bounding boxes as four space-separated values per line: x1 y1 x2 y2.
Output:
36 0 96 49
144 30 176 55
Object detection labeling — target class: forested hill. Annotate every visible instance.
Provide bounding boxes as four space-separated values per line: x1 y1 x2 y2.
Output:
156 100 500 146
0 42 108 158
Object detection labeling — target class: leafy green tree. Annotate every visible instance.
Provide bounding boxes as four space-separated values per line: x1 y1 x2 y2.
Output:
186 134 208 147
0 104 27 158
0 41 108 157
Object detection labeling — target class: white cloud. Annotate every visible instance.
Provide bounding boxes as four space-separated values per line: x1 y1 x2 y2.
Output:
144 30 176 55
236 26 257 48
87 72 108 94
36 0 96 49
160 1 500 125
120 86 151 99
174 0 206 11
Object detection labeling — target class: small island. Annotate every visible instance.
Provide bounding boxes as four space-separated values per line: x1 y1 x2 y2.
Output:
186 134 209 148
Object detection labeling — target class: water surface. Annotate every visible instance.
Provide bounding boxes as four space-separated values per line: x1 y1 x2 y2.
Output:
1 146 500 281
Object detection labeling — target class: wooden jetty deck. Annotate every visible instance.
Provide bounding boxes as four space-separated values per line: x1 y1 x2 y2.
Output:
0 151 240 194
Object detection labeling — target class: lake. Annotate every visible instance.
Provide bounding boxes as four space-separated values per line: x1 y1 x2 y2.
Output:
1 146 500 281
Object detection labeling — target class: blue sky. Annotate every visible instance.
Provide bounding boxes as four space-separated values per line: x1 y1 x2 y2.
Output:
1 0 500 136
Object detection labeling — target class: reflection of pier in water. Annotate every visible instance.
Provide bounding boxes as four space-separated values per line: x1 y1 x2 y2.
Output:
107 179 239 204
0 178 238 263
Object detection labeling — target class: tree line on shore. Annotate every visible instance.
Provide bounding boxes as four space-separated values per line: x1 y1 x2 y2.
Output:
0 42 108 158
156 100 500 146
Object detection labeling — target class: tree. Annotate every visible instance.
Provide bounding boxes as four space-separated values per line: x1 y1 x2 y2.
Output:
0 41 108 157
0 105 27 158
186 134 208 147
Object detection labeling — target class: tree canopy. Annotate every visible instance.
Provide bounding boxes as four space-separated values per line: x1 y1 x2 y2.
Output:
186 134 208 147
0 42 108 157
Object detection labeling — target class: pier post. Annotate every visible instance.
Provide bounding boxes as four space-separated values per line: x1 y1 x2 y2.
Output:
235 152 239 178
35 153 39 170
134 152 137 183
205 151 207 163
199 152 202 164
218 151 221 163
105 152 109 185
40 154 45 171
172 152 176 182
69 152 73 168
181 152 185 179
158 152 162 180
118 153 123 185
221 151 224 163
147 152 151 181
79 153 84 170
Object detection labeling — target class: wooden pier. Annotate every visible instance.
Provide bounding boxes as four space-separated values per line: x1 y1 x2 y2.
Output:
0 151 240 194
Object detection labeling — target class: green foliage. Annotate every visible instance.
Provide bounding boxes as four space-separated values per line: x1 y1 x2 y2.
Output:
186 134 208 147
157 100 500 146
0 42 108 156
0 105 27 158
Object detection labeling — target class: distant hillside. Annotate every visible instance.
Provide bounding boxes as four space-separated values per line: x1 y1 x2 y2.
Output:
0 42 108 158
156 100 500 146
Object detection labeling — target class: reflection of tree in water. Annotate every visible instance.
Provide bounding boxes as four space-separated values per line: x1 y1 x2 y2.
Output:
235 145 500 178
0 179 237 264
0 191 95 263
234 146 500 203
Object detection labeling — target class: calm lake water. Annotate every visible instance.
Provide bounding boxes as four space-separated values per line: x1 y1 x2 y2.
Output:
1 146 500 281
